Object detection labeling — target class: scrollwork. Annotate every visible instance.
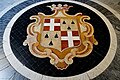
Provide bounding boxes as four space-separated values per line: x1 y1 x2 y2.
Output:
23 4 98 70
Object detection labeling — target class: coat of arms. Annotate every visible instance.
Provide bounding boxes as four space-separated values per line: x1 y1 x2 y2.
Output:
23 4 98 70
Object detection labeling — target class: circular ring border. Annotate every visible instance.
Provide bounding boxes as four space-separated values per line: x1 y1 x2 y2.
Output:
3 0 117 80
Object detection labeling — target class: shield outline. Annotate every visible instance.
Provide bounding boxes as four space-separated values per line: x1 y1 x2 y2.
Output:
40 14 82 52
23 4 98 70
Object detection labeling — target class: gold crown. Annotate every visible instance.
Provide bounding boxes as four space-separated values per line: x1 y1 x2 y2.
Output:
48 4 73 11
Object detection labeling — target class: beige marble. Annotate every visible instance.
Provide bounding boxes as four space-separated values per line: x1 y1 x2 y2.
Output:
42 73 89 80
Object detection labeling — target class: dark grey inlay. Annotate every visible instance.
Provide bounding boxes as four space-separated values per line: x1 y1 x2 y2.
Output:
10 2 110 77
85 1 120 31
0 0 43 80
45 34 49 38
55 34 58 38
118 1 120 5
63 21 66 24
81 1 120 80
49 41 53 46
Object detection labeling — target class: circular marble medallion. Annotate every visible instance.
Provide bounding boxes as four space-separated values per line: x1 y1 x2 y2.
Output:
3 0 117 80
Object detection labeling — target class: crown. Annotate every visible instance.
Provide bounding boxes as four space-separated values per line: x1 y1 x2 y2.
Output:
48 4 73 11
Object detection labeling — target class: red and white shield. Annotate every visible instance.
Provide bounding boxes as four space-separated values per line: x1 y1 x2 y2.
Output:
23 4 98 70
40 18 81 51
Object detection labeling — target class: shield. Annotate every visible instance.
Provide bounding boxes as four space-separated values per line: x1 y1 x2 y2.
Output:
23 4 98 70
41 18 81 51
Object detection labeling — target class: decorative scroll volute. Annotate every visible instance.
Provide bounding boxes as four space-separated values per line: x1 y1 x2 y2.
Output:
23 4 98 70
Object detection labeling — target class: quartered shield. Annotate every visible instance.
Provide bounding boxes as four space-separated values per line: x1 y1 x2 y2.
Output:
41 18 81 51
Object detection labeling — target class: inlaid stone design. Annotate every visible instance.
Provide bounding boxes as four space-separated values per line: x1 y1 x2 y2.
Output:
23 4 98 70
7 1 112 78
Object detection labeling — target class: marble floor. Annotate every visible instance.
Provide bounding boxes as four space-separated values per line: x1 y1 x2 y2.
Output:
99 0 120 14
0 0 120 80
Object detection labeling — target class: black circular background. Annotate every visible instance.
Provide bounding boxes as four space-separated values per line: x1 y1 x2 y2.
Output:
10 2 110 77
